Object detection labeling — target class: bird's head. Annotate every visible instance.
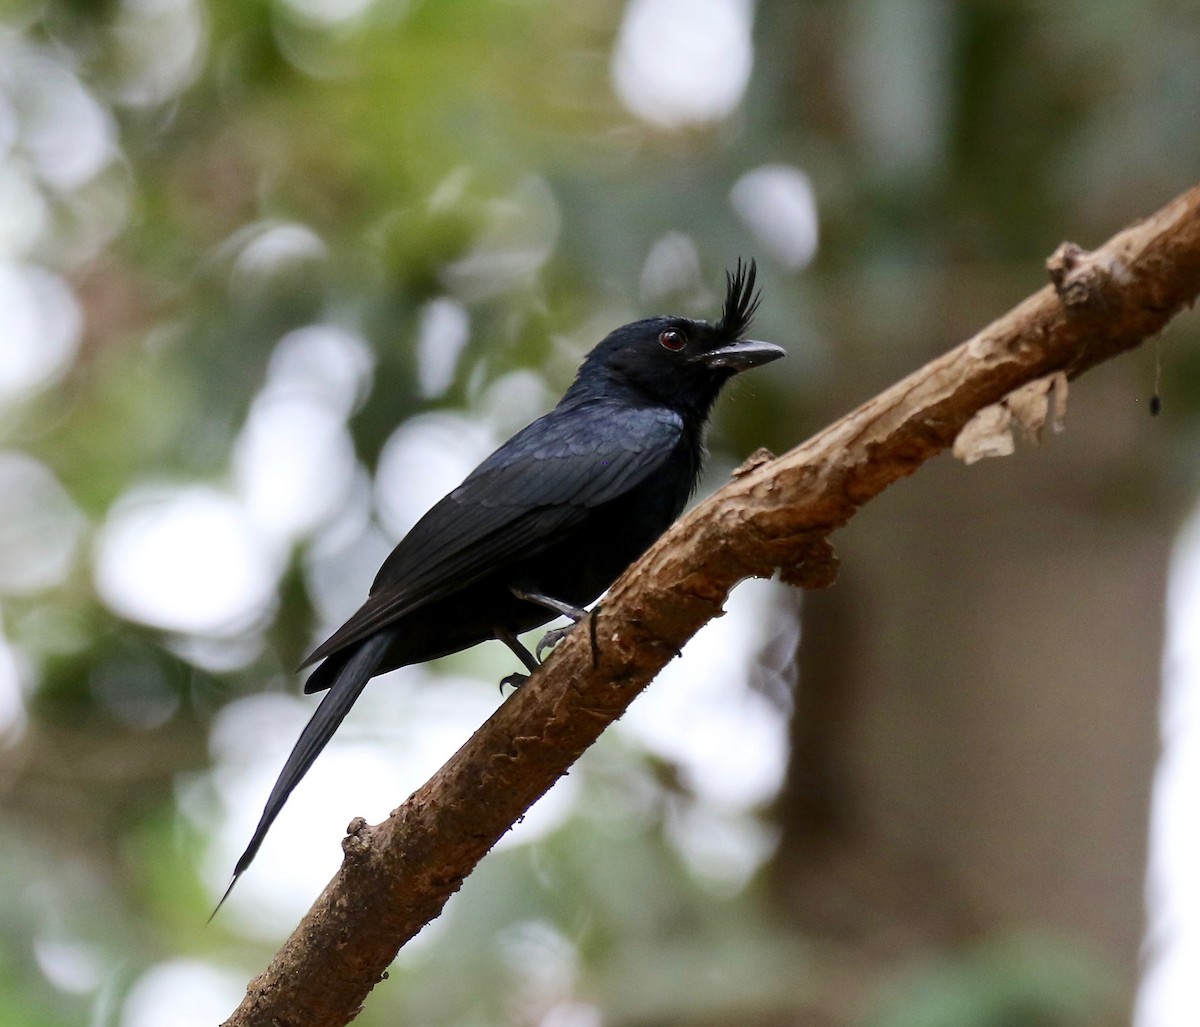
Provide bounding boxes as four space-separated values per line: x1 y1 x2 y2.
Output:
571 259 785 419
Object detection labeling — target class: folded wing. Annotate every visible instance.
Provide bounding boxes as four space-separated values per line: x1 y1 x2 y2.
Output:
300 400 684 668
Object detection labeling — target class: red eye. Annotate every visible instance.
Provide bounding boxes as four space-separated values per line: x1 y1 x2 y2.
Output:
659 328 687 351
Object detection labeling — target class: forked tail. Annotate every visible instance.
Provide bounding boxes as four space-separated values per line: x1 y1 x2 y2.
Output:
209 630 392 920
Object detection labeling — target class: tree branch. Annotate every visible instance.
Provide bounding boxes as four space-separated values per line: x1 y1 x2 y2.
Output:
223 183 1200 1027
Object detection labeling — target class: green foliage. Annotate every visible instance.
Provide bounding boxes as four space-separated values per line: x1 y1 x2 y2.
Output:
868 934 1118 1027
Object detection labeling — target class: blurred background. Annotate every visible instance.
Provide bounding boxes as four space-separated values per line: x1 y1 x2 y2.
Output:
1 1 1199 1025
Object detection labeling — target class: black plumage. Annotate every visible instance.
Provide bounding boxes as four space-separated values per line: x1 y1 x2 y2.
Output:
216 260 783 911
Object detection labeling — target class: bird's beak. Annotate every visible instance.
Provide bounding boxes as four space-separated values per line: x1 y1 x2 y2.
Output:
695 339 786 372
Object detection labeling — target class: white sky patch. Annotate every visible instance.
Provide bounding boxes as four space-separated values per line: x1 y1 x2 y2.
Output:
612 0 755 128
0 164 47 257
640 231 704 306
731 164 820 270
265 323 375 419
416 297 470 398
0 451 86 594
8 50 117 191
0 262 81 401
233 394 357 544
374 413 497 540
540 1002 604 1027
33 936 104 995
166 632 265 676
0 627 27 740
619 576 795 809
229 221 327 292
278 0 377 29
120 959 246 1027
94 485 279 636
112 0 207 109
1138 505 1200 1027
302 484 391 632
232 323 373 547
0 89 15 160
0 37 128 267
498 920 581 1019
665 800 777 895
476 369 554 441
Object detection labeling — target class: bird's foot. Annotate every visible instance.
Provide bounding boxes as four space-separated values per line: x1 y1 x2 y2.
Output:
499 671 529 693
535 623 576 662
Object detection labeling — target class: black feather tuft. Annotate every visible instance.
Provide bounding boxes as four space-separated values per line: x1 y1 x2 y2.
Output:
717 258 762 340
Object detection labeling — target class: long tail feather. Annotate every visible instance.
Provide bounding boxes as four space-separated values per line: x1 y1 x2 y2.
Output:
209 630 392 920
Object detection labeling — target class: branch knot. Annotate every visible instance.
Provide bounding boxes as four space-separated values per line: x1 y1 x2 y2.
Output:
1047 241 1130 311
341 817 373 862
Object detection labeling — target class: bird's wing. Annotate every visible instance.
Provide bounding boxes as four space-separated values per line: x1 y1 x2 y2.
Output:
300 401 684 667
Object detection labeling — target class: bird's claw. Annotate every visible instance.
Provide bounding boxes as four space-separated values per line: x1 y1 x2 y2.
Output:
535 624 575 662
499 671 528 693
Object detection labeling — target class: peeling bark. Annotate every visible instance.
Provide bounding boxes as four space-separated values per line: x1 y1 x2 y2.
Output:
223 183 1200 1027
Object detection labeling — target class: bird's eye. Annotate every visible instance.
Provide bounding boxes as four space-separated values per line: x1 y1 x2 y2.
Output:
659 328 687 351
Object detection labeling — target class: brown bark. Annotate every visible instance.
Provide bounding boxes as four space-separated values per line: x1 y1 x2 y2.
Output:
223 183 1200 1027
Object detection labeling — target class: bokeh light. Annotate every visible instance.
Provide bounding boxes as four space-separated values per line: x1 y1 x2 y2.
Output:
415 297 471 399
1137 506 1200 1026
94 485 280 637
731 165 820 271
121 959 246 1027
0 452 86 594
0 264 81 401
612 0 754 128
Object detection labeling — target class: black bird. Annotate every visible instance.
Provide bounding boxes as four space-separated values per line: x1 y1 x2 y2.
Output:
215 260 783 911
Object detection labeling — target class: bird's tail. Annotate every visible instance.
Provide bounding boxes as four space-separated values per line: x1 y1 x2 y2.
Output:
209 630 392 920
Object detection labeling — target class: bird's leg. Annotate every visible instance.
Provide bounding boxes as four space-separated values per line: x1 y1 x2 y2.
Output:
511 588 588 623
497 591 601 689
494 625 538 691
511 587 600 666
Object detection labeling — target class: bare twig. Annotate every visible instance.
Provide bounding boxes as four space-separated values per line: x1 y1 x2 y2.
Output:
223 183 1200 1027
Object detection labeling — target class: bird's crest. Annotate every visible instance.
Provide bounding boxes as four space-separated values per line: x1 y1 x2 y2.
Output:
716 258 761 340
